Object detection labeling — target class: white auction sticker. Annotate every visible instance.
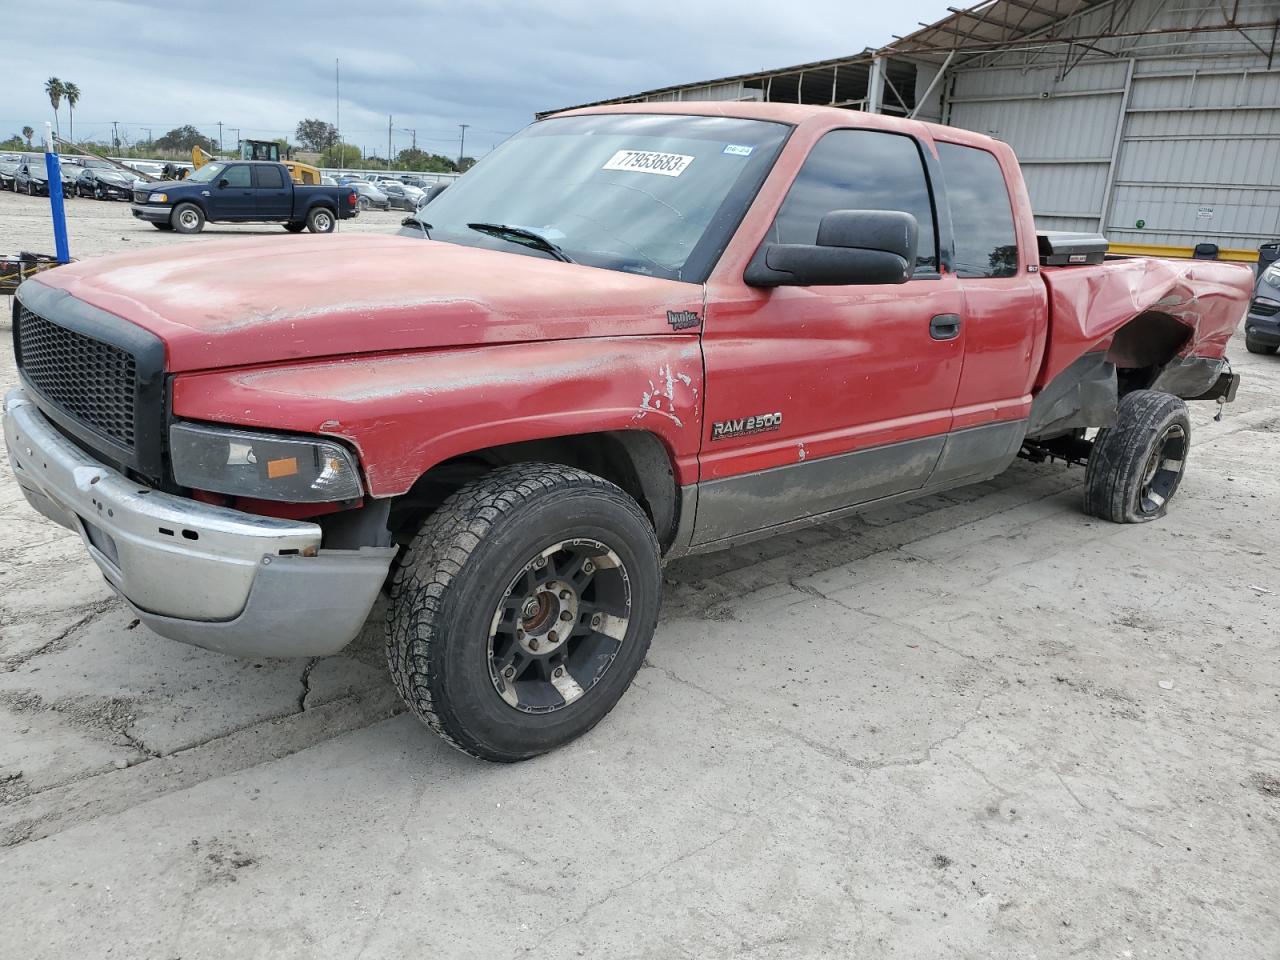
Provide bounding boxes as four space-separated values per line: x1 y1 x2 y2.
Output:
602 150 694 177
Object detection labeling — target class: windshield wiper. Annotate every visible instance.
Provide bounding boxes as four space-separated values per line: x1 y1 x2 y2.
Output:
402 216 432 238
466 222 575 263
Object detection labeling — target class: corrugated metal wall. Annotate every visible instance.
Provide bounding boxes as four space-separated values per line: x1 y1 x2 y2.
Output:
943 0 1280 252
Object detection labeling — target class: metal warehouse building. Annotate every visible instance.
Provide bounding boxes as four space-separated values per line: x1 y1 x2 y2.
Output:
546 0 1280 262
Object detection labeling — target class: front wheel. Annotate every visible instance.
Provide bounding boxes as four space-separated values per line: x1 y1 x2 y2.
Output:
1245 335 1278 356
171 202 205 234
386 463 662 762
357 196 370 212
1084 390 1190 523
306 207 335 233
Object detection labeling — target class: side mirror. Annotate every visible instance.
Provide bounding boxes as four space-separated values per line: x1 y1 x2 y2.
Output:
217 178 229 189
421 183 449 206
744 210 919 287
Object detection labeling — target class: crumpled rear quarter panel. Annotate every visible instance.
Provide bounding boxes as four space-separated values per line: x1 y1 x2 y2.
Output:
1038 257 1252 385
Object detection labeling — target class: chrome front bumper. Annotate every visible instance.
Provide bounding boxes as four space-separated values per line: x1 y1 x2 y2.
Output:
4 388 396 657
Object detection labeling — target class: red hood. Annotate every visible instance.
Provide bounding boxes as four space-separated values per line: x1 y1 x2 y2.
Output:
31 233 701 372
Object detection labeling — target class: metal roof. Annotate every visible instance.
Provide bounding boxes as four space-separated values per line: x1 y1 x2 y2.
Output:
543 0 1280 115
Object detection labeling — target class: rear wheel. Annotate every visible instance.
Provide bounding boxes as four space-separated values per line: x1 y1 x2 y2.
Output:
386 463 661 762
171 202 204 234
1245 335 1278 355
306 207 335 233
358 195 370 212
1084 390 1190 523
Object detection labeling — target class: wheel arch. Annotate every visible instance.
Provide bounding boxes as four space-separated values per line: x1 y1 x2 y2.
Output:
387 430 683 552
1104 310 1195 394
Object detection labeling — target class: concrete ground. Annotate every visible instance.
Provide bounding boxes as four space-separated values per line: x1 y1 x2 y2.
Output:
1 191 1278 960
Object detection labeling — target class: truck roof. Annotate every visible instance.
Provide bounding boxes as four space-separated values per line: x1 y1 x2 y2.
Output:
549 100 1004 153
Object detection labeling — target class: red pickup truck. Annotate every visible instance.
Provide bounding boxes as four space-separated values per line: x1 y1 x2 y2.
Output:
5 103 1250 762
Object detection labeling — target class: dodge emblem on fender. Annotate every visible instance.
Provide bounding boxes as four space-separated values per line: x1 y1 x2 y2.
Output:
711 412 783 440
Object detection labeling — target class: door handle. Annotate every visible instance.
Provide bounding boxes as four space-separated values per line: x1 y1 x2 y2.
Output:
930 314 962 341
201 190 210 197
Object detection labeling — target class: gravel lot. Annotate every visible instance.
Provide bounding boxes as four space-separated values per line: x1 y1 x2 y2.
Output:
2 190 1278 959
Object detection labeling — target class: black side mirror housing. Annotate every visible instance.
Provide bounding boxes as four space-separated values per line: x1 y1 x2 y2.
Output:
745 210 919 287
217 178 229 189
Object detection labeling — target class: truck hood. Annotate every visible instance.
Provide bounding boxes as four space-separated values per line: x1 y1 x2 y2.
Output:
28 234 702 372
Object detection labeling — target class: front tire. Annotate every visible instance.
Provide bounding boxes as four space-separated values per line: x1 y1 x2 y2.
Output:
171 202 204 234
306 207 335 233
386 463 662 762
1246 335 1278 355
1084 390 1190 523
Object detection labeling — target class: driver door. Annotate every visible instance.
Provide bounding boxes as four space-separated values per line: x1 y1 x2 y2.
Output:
695 128 966 546
211 164 253 219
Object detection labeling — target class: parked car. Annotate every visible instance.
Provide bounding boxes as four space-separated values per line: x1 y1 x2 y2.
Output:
129 160 358 233
75 160 137 200
0 156 19 191
6 103 1251 764
349 180 389 211
1245 261 1280 355
380 180 425 210
13 160 49 196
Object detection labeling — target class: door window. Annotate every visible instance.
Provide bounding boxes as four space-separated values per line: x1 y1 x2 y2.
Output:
253 165 285 188
769 129 939 273
936 143 1019 278
222 165 251 188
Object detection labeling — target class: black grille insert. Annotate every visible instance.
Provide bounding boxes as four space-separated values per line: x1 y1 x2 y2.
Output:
16 305 139 449
1250 298 1279 318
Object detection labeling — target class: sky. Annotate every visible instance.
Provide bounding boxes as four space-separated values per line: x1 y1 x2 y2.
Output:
6 0 956 159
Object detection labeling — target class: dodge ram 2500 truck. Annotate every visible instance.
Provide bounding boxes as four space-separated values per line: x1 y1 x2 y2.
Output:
6 103 1251 762
130 160 358 234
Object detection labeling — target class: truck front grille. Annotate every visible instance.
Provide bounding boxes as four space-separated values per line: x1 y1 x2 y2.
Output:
15 304 139 450
1250 298 1280 318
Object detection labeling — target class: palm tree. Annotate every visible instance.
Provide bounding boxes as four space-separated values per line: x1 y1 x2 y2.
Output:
45 77 64 142
63 82 80 145
22 126 34 149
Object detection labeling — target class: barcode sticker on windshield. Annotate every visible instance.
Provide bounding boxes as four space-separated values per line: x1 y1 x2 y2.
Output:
602 150 694 177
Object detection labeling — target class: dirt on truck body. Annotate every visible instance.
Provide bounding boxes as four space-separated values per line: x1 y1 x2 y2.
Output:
4 102 1252 762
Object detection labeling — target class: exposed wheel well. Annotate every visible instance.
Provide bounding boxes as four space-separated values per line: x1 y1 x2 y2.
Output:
387 431 681 551
1106 311 1192 394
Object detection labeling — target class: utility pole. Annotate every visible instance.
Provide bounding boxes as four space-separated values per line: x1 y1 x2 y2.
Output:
387 115 393 169
458 123 469 170
335 58 341 167
144 127 152 145
112 120 119 151
217 121 224 155
402 128 416 152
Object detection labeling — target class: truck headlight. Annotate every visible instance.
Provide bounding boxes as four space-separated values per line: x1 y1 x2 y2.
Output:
169 423 363 503
148 192 169 203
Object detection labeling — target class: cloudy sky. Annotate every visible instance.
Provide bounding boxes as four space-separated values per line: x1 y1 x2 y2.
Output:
7 0 955 158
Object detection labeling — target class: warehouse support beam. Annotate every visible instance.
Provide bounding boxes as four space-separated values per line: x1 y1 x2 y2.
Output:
909 50 956 119
867 56 885 114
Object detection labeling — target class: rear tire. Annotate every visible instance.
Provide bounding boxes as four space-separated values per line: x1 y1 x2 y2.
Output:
306 207 335 233
358 196 370 212
1084 390 1190 523
386 463 661 762
171 202 204 234
1245 335 1278 355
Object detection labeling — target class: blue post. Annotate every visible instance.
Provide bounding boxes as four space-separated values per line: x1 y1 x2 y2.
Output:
44 123 70 263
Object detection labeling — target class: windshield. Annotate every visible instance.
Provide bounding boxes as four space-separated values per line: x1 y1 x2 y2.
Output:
401 113 788 281
188 162 226 183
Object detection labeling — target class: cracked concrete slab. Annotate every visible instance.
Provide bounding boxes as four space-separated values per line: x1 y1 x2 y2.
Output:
1 198 1278 958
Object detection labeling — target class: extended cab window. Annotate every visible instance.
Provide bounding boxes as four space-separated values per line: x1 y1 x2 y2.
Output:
936 143 1019 278
222 165 251 188
253 165 285 188
769 130 939 273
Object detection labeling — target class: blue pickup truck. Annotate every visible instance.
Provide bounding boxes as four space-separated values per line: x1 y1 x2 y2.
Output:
131 160 358 234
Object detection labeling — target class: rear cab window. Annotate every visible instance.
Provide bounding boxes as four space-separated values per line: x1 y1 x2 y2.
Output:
253 165 285 189
935 142 1019 278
